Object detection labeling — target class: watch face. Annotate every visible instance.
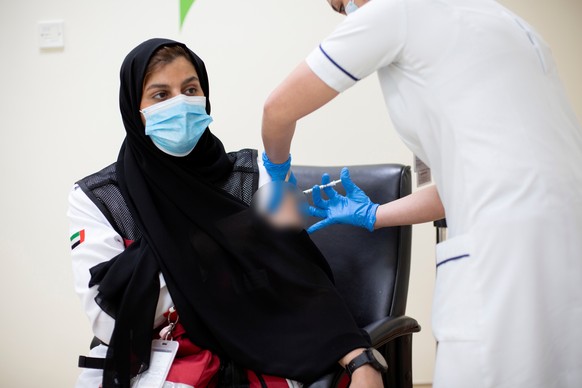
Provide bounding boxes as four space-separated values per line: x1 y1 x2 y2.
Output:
370 348 389 369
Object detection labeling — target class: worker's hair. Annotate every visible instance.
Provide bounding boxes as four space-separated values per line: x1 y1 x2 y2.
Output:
144 45 192 83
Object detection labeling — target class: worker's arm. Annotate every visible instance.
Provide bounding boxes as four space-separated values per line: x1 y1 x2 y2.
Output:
374 184 444 229
262 61 338 164
262 0 406 164
307 168 444 233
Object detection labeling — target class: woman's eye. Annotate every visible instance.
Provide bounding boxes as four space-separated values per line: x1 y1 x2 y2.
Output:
184 87 197 95
153 92 167 100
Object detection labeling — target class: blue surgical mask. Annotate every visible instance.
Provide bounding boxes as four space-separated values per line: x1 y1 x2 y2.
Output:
141 94 213 157
345 0 359 15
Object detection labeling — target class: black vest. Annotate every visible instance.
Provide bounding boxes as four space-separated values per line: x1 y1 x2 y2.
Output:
76 149 260 241
75 149 271 382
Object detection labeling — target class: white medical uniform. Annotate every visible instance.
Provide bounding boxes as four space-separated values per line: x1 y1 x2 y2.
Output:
306 0 582 386
68 161 292 387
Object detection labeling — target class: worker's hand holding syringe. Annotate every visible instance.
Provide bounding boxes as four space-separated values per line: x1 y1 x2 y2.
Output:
306 168 379 234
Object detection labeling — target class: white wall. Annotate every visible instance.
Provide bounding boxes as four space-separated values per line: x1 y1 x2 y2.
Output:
0 0 579 386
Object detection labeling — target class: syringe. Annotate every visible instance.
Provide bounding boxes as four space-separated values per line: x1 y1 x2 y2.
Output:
302 179 342 195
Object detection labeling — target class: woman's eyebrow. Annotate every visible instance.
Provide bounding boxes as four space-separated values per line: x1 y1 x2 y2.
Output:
145 83 168 91
182 76 200 86
144 76 199 91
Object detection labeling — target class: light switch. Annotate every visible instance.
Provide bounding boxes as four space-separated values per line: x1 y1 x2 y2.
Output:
38 21 64 49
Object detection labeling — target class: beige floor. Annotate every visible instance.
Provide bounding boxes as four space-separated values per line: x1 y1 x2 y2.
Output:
413 385 432 388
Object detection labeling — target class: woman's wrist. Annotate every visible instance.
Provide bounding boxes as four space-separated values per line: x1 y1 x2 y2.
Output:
339 348 383 388
339 348 366 368
351 364 382 377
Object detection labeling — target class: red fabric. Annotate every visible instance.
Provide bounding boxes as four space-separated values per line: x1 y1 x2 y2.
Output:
123 239 134 248
159 310 290 387
162 320 221 387
337 372 350 388
162 320 291 387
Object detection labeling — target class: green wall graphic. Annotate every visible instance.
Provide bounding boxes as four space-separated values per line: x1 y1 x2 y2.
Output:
180 0 196 29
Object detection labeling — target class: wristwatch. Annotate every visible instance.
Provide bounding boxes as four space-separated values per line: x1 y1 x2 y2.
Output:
345 348 389 377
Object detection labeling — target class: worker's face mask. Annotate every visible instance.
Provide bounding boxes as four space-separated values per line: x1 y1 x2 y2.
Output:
141 94 213 157
345 0 359 15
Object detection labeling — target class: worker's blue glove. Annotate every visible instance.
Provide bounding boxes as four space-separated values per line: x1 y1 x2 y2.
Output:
307 167 379 234
262 151 297 185
261 152 297 213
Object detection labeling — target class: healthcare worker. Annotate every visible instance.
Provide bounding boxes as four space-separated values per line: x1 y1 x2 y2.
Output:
261 1 582 387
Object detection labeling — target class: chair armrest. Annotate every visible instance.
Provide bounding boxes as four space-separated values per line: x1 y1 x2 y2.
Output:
364 315 421 347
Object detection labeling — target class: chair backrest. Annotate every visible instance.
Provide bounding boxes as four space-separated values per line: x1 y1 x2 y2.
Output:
294 164 412 327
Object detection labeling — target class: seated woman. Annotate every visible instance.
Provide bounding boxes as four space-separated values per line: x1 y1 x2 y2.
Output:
69 38 385 388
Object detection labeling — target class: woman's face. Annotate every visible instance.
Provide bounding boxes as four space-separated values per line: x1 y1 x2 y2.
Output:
139 56 204 123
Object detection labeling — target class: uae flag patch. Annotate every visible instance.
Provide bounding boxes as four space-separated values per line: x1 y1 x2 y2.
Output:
70 230 85 250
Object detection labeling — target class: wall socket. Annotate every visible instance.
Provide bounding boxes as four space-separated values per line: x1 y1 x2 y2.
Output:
38 21 64 49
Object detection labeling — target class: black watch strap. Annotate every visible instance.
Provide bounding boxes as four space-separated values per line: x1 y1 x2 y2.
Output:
345 348 388 377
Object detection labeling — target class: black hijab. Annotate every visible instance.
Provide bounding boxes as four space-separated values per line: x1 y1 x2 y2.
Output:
90 38 369 387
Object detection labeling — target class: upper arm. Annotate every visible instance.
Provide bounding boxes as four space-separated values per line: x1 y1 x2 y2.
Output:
264 61 339 125
262 0 407 159
68 185 124 342
264 0 407 124
68 185 173 343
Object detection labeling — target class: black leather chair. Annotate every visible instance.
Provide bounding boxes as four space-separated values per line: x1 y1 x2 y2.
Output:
294 164 421 388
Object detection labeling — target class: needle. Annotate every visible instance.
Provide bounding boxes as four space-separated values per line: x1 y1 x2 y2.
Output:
303 179 342 195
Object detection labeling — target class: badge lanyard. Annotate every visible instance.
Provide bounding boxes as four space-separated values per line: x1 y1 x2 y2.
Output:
131 307 180 388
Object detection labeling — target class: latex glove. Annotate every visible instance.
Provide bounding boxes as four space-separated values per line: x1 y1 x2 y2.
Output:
262 151 297 185
261 152 298 213
307 167 379 234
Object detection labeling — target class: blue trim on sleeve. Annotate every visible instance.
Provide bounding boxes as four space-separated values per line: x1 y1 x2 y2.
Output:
436 254 470 268
318 45 360 82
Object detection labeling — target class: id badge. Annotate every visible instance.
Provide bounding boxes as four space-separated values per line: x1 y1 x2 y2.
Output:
131 340 179 388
